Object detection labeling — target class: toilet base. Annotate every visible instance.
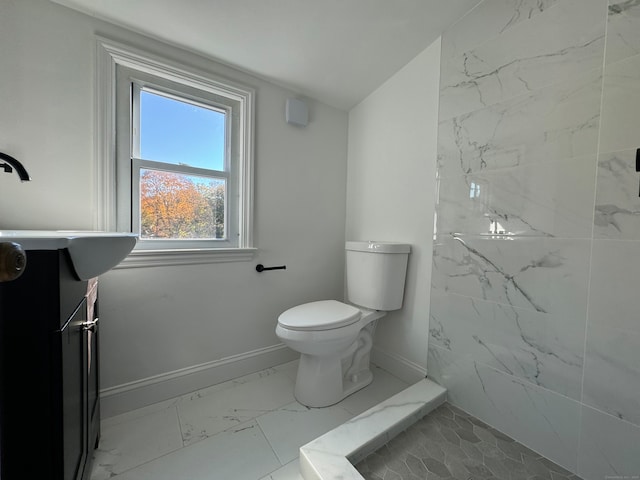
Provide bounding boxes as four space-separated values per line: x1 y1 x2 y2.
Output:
342 368 373 399
293 353 374 408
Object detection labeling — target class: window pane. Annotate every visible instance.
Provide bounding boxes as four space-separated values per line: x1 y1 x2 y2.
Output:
140 90 225 171
139 169 226 240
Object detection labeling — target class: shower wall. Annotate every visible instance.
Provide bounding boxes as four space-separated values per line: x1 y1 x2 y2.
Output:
427 0 640 477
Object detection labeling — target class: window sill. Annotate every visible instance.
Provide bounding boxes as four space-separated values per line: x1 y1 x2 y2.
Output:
113 247 257 269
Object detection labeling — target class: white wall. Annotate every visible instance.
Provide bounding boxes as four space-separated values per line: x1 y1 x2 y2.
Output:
345 39 441 382
0 0 349 416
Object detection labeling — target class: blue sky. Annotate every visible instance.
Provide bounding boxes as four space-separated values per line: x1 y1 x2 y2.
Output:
140 90 225 171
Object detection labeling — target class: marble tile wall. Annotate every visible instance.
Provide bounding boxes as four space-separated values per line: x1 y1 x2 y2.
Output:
429 0 640 478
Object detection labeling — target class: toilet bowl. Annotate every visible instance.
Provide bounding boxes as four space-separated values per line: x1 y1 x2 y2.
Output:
276 300 385 407
275 241 411 408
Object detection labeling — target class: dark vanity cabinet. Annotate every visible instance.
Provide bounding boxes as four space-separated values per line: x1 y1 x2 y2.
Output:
0 249 100 480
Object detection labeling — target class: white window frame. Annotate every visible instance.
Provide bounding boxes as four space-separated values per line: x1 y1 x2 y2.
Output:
95 37 256 267
120 73 237 249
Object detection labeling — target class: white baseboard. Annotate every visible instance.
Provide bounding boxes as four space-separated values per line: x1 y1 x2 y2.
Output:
100 344 298 418
371 346 427 384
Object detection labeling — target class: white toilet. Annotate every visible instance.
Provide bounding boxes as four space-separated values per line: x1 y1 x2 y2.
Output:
276 241 410 407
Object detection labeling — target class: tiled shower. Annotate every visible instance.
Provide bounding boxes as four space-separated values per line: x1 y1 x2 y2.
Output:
427 0 640 477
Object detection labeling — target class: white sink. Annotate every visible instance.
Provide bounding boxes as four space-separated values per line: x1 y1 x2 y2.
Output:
0 230 137 280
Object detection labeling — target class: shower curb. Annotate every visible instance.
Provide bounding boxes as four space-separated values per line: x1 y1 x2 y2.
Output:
299 378 447 480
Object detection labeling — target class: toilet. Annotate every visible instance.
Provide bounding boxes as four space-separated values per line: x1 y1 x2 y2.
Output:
276 241 410 407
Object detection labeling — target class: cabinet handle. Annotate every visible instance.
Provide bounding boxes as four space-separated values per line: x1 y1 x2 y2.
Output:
82 318 99 332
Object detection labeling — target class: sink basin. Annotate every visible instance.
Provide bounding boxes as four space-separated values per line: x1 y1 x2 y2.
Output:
0 231 137 280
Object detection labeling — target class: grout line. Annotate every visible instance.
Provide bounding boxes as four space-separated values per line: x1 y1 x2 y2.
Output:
254 416 288 467
442 0 567 65
438 60 605 124
581 402 640 430
254 412 286 466
429 343 581 405
174 404 186 448
577 1 611 473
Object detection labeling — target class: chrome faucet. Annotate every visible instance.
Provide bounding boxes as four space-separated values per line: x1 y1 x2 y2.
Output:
0 151 31 182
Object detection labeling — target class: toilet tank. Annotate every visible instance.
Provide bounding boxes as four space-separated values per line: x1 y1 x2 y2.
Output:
345 241 410 311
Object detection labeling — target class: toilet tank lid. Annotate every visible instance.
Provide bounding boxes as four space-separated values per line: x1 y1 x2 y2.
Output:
278 300 361 331
346 241 410 254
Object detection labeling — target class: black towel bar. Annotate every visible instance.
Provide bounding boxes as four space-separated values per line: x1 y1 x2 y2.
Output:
256 264 286 273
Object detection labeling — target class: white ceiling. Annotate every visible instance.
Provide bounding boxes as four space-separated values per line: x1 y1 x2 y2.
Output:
51 0 479 110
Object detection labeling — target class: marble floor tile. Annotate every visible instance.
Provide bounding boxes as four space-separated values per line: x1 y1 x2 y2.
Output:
299 378 447 479
91 406 183 478
257 401 354 465
178 365 291 402
100 396 180 430
110 420 281 480
92 362 407 480
176 369 296 445
338 365 409 416
259 460 304 480
274 359 299 383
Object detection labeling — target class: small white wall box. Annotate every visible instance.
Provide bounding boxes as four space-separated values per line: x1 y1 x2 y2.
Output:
286 98 308 127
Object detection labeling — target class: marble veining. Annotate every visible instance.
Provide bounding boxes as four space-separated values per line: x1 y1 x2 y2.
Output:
176 370 296 446
606 0 640 65
594 149 640 238
583 330 640 421
441 0 561 61
427 346 582 471
439 0 606 120
610 0 640 13
299 379 447 480
429 291 585 399
428 315 451 351
582 240 640 427
437 68 602 178
436 155 597 237
431 235 590 319
432 0 640 477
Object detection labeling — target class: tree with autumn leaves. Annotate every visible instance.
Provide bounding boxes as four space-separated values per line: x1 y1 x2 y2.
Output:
140 170 225 239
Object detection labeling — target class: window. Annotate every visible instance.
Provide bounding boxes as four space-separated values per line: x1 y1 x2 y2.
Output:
96 38 255 266
125 80 232 248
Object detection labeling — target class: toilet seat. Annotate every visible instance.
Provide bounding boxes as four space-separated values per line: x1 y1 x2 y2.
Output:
277 300 361 331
